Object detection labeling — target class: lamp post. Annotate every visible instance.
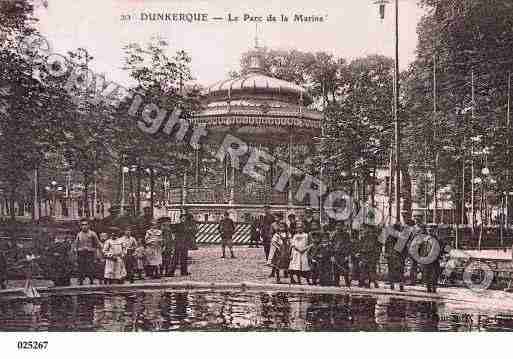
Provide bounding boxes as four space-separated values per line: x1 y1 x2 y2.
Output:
45 180 59 217
475 165 494 251
121 166 129 216
375 0 401 223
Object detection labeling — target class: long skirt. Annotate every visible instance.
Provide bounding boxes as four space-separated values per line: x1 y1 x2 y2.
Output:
271 245 290 270
289 249 310 272
104 257 127 280
145 246 163 266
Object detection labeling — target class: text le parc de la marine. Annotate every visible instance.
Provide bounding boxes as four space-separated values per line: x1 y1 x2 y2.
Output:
120 12 327 23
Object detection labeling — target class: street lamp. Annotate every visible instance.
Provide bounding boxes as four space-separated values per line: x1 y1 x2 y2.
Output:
374 0 401 223
374 0 389 20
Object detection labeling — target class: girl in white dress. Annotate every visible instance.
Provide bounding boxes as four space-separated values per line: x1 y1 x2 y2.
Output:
103 233 127 284
289 222 313 284
145 221 164 278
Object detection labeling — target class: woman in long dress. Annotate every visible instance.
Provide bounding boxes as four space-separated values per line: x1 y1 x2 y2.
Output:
269 221 291 284
289 221 313 284
145 221 164 278
103 233 127 284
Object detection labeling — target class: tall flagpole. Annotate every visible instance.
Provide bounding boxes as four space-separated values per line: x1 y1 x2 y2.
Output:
393 0 401 224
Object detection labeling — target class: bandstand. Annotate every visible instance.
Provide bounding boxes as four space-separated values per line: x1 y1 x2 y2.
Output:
164 48 323 223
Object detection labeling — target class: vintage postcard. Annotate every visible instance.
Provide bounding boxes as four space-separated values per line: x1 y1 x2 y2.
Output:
1 0 513 351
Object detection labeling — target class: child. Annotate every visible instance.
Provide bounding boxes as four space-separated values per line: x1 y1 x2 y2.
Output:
95 233 108 285
103 232 127 285
289 222 313 285
269 221 291 284
134 238 146 280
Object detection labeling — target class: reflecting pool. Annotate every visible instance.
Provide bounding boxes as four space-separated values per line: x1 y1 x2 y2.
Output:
1 290 512 331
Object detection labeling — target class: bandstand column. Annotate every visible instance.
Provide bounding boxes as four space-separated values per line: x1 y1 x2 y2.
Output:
182 171 187 207
229 160 235 206
288 133 293 206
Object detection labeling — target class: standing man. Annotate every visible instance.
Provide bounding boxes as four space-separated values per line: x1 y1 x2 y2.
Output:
170 213 191 276
260 205 275 261
185 210 198 250
121 226 138 283
332 221 352 287
219 211 236 259
249 216 261 248
161 221 175 277
405 218 421 285
421 226 443 293
74 219 101 285
385 223 406 291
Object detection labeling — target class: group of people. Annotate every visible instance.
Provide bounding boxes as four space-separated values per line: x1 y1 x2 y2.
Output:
47 213 198 287
258 207 446 293
0 208 447 294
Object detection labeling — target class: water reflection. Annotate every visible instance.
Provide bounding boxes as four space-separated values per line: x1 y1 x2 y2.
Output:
1 290 513 332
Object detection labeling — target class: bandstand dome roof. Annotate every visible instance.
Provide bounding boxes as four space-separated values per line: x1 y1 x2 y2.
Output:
204 72 309 101
193 47 322 145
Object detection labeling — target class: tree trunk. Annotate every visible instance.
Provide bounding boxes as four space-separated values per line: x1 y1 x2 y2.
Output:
136 168 141 216
371 166 376 208
9 187 15 220
129 170 135 216
117 163 123 205
400 163 412 223
84 181 90 218
150 168 155 219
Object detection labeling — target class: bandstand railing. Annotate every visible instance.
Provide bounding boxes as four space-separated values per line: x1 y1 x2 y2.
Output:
168 187 301 206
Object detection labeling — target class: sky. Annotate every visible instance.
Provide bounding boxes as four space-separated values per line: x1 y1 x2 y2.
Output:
34 0 426 88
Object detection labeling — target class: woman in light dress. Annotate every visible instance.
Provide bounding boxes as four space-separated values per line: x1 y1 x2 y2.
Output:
289 221 313 284
145 220 164 278
103 232 127 284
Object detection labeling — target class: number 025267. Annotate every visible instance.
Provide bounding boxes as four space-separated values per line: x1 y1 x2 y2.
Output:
17 341 48 350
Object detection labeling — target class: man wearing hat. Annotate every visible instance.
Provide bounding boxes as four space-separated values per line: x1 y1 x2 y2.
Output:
219 211 236 259
259 205 275 261
170 213 191 276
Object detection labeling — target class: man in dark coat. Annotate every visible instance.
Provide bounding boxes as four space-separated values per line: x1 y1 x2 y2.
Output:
358 224 381 288
184 210 198 250
260 206 275 261
219 211 236 259
170 213 191 276
161 221 174 276
421 227 443 293
385 223 406 291
48 231 74 287
0 243 8 289
249 216 260 248
332 221 352 287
